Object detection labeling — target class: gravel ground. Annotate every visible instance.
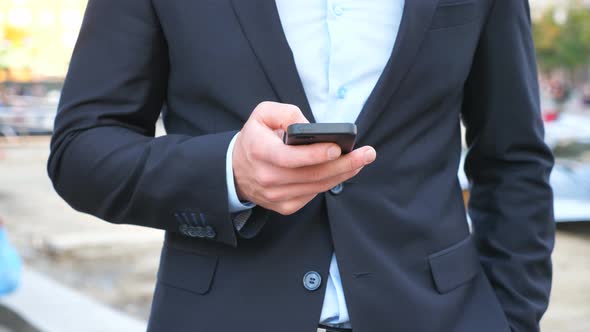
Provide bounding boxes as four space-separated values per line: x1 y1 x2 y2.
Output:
0 137 589 331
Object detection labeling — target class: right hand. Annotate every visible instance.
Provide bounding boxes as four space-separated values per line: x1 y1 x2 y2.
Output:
232 101 377 215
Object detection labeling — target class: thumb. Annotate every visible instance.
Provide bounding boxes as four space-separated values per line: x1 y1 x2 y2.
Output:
254 102 309 131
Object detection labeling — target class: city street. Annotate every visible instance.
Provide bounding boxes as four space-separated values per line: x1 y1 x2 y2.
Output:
0 137 589 331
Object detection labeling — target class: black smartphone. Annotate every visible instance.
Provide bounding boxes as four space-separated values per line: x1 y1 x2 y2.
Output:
283 123 357 154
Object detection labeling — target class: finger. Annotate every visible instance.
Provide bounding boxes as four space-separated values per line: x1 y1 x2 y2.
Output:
263 142 343 168
261 167 363 202
254 102 309 131
247 122 341 168
266 145 375 184
264 194 317 216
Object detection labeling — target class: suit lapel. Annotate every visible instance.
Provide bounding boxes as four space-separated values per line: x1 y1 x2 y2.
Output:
355 0 439 143
230 0 315 123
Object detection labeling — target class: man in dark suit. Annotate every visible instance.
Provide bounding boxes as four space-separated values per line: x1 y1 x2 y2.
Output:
48 0 554 331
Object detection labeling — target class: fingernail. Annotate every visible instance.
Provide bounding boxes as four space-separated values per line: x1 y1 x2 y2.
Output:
364 148 376 164
327 147 340 160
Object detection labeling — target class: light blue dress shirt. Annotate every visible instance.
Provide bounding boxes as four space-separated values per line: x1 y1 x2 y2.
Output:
227 0 404 326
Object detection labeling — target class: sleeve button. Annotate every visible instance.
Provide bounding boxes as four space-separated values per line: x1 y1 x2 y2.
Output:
179 224 189 235
205 226 216 239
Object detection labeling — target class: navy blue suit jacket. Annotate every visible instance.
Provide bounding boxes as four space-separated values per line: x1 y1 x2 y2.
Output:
48 0 554 331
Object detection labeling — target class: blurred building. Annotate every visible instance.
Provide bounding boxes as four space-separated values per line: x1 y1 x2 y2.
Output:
0 0 87 81
0 0 587 82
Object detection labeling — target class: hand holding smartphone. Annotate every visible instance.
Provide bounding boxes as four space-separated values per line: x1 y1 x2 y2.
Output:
232 102 373 216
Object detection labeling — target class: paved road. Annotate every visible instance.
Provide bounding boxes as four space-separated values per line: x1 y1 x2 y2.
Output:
0 137 589 331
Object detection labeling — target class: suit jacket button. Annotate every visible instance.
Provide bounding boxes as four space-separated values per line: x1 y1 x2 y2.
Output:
303 271 322 291
188 227 200 237
205 226 216 239
330 183 344 195
179 224 189 235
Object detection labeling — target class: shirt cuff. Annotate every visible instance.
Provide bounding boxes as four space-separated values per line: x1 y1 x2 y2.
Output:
226 132 256 213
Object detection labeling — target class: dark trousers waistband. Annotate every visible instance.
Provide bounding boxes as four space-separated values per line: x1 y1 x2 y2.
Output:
318 324 353 332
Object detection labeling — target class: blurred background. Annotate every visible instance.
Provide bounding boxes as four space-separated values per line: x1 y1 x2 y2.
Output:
0 0 589 331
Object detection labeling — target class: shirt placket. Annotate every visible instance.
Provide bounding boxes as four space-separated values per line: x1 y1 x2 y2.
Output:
326 0 352 123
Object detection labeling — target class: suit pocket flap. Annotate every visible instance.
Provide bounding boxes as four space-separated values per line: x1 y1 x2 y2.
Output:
430 1 478 29
158 245 218 295
428 235 480 294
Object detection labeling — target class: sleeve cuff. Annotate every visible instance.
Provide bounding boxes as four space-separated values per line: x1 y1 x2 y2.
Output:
226 132 256 213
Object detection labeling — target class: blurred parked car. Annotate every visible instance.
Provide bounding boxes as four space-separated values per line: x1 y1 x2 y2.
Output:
0 104 57 136
459 138 590 223
0 82 60 137
549 139 590 222
543 112 590 148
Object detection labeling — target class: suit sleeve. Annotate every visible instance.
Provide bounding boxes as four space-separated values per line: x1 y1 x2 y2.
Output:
48 0 241 247
461 1 555 331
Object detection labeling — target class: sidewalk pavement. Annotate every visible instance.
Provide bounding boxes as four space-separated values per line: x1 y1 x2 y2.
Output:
0 267 146 332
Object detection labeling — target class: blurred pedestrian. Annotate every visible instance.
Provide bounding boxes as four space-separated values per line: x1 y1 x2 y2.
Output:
549 78 571 113
582 84 590 107
0 217 21 296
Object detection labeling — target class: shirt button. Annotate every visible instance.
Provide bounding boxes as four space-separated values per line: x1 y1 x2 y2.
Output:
332 4 344 16
337 87 347 99
330 183 344 195
303 271 322 291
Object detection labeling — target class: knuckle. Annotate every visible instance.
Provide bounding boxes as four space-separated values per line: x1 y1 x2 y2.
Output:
309 147 326 164
256 170 275 187
285 104 301 114
272 153 291 168
277 202 298 216
303 168 320 182
348 157 357 172
262 191 277 203
254 101 276 119
276 208 289 216
286 105 303 121
257 101 273 110
307 168 324 182
244 148 256 165
249 144 265 160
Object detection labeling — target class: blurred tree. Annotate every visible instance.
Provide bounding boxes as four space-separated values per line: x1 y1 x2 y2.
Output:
0 25 33 81
533 3 590 76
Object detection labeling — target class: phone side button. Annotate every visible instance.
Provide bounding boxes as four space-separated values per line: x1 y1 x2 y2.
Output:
330 183 344 195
